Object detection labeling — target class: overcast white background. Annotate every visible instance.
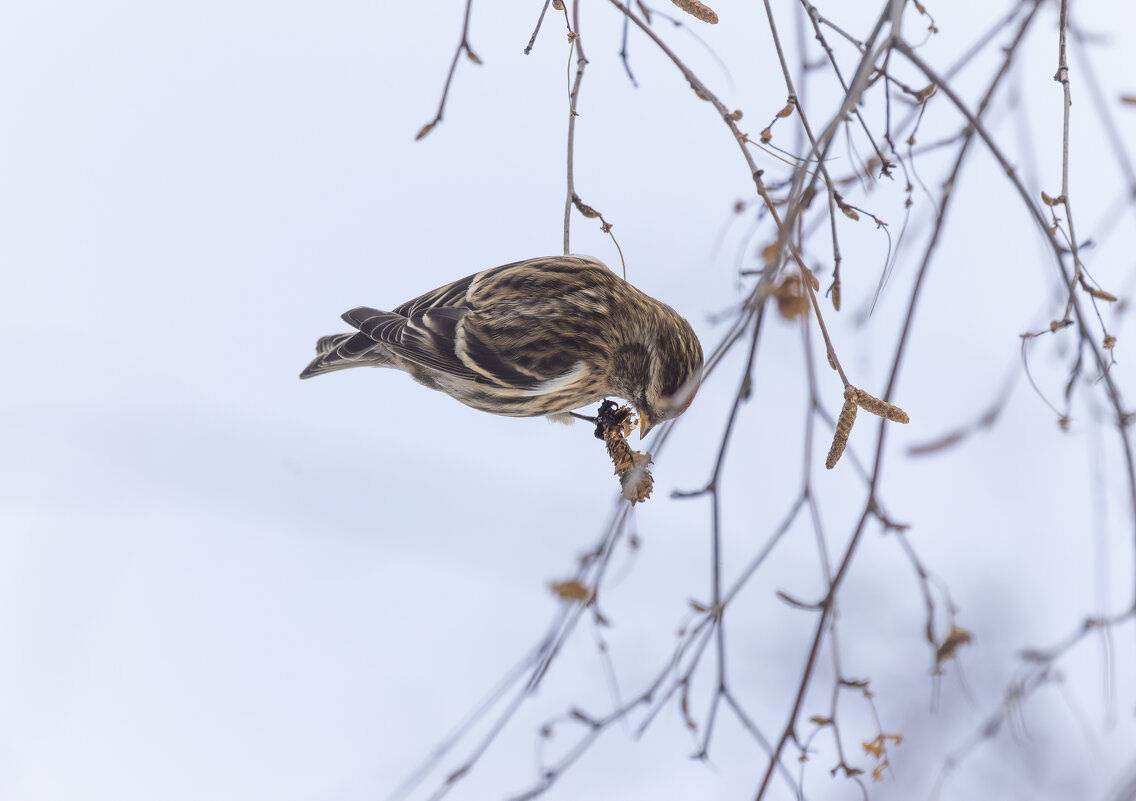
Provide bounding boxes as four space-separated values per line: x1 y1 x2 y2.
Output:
3 1 1136 800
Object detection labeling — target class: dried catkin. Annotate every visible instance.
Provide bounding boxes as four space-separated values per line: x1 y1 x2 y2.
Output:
599 403 654 503
670 0 718 24
853 388 910 424
825 387 859 469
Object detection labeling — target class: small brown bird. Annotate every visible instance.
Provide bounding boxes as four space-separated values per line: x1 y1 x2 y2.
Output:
300 255 703 437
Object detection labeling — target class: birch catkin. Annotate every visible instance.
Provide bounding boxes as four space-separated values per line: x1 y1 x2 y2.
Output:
826 386 859 469
670 0 718 24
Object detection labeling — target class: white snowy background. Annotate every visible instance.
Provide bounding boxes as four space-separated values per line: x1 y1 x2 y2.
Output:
3 1 1136 800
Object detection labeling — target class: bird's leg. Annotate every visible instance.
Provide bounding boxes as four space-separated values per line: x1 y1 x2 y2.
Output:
591 399 623 440
569 401 624 439
568 409 609 440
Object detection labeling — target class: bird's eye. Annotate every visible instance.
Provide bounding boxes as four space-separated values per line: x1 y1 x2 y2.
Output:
664 372 701 415
675 385 698 414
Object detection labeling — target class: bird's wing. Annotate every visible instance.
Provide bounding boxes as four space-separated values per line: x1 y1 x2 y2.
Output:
346 257 610 390
392 271 482 318
344 304 564 390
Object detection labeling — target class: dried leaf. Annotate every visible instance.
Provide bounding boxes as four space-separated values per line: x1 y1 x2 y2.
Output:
935 625 974 664
550 579 592 602
1085 285 1118 302
572 195 601 218
833 192 859 221
913 83 937 102
773 276 809 319
861 730 902 780
760 240 781 267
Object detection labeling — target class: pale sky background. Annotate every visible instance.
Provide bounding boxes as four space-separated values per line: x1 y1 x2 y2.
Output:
3 2 1136 800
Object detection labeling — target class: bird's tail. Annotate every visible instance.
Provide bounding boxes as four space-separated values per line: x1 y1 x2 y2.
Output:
299 332 393 379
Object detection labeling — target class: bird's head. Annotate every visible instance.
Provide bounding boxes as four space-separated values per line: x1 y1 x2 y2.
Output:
614 310 704 439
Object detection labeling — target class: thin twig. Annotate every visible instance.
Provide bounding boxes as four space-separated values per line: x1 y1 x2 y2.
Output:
524 0 553 54
608 0 853 387
416 0 479 141
563 6 587 255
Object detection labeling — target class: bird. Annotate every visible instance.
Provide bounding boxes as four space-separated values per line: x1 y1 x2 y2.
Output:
300 255 704 438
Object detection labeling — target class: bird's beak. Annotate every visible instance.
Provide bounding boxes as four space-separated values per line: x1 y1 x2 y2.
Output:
638 410 653 439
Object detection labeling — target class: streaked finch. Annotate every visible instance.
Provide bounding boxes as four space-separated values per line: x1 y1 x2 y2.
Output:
300 255 703 437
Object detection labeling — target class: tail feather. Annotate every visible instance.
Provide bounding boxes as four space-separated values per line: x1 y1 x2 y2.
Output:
299 332 393 379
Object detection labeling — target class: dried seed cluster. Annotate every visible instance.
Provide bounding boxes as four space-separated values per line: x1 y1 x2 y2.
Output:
596 402 654 504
